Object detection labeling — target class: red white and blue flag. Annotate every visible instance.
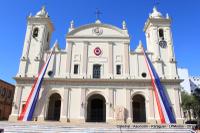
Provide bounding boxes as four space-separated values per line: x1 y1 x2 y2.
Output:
142 47 176 124
18 45 55 121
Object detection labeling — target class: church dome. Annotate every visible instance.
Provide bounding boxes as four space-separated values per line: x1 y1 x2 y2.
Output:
150 7 163 19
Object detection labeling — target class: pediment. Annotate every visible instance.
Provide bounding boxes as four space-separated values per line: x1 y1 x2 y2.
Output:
67 23 129 38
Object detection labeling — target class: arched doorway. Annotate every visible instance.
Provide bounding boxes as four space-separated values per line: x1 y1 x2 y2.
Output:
132 94 146 122
46 93 61 121
86 94 106 122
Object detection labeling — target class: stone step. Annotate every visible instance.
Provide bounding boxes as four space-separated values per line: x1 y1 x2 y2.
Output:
0 122 196 133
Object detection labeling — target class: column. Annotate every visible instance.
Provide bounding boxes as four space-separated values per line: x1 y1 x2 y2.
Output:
60 88 69 122
66 41 73 77
82 42 89 78
9 85 23 121
124 42 130 78
108 42 113 78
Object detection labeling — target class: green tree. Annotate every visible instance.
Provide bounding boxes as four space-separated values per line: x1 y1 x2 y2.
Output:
181 91 193 121
181 89 200 124
192 88 200 124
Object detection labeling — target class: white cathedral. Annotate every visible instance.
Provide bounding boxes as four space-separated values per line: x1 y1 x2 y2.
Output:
9 6 184 124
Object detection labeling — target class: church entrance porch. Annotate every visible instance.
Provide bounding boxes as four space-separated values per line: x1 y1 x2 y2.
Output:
46 93 61 121
86 94 106 122
132 94 146 122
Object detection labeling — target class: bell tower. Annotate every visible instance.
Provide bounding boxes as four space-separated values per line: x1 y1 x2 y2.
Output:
17 6 54 77
144 7 178 79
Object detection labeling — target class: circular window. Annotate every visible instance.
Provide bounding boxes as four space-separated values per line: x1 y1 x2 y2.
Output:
141 72 147 78
48 71 53 77
94 47 102 56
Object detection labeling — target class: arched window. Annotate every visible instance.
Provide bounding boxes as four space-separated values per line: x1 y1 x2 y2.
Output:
33 27 39 38
159 29 164 40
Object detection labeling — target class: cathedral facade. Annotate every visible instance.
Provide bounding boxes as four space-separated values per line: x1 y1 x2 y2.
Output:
9 7 184 124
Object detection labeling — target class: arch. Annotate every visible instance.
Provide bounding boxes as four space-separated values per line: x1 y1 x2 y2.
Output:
86 91 108 102
132 94 146 122
131 91 146 98
46 93 61 121
86 93 106 122
47 90 63 100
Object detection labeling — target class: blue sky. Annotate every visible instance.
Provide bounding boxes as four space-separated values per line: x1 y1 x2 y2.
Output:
0 0 200 84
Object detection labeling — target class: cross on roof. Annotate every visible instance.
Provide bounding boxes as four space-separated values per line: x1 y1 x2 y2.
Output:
95 9 102 20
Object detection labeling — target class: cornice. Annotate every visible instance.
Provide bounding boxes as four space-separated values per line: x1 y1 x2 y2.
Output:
66 36 130 40
27 17 54 31
67 23 128 37
144 18 171 32
14 77 182 87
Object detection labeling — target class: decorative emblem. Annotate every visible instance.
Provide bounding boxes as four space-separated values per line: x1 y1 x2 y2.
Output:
159 40 167 48
94 47 102 56
93 27 103 36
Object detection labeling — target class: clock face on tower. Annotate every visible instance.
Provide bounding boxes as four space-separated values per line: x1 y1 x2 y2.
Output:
159 40 167 48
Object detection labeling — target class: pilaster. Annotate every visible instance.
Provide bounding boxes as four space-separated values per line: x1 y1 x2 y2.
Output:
17 58 28 77
108 42 114 78
147 88 157 124
82 42 89 78
108 88 114 118
153 60 165 78
33 86 48 121
9 85 23 121
60 88 69 122
126 89 131 120
151 27 161 60
166 28 174 60
80 88 86 120
67 88 71 122
124 42 130 78
66 42 74 78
